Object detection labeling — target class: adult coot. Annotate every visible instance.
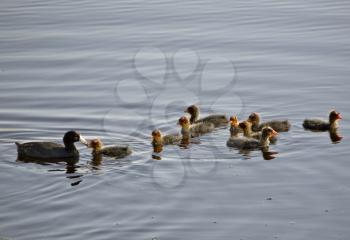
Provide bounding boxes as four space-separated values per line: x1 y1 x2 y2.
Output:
16 130 88 160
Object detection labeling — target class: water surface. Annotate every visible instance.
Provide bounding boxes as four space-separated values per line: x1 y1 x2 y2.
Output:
1 0 350 239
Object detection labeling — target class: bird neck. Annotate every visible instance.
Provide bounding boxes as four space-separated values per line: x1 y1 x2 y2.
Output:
181 123 191 137
64 142 77 152
248 119 259 131
242 126 252 137
92 149 101 155
152 137 163 148
190 110 199 124
329 119 339 129
230 125 239 137
94 145 103 152
252 121 260 130
181 123 191 134
96 146 103 151
259 135 270 148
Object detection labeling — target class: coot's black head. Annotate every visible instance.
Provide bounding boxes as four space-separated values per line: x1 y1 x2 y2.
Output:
63 131 88 147
329 110 342 123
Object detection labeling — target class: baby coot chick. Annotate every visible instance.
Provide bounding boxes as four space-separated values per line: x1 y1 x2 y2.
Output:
152 129 181 146
239 121 259 139
239 120 278 143
88 139 132 159
248 112 291 132
152 129 181 153
303 110 342 131
16 130 88 160
185 104 228 127
226 126 278 151
178 116 215 138
229 116 242 137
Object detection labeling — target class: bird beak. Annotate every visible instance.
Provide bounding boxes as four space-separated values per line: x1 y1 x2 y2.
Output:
337 114 343 120
184 109 188 113
79 136 89 146
272 130 278 136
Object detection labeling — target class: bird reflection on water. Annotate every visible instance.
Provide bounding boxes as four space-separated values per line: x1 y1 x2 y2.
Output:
17 156 83 186
329 129 342 144
236 148 279 161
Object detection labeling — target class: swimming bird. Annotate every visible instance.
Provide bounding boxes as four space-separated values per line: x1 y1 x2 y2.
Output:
226 126 278 151
247 112 291 132
178 116 215 139
185 104 228 127
16 130 88 160
88 138 132 159
303 110 342 131
229 116 242 137
151 129 181 153
239 121 259 139
239 120 278 143
152 129 181 146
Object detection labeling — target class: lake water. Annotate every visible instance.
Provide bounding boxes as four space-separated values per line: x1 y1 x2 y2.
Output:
1 0 350 239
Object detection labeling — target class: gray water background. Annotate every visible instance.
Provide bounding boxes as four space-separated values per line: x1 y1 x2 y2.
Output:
1 0 350 239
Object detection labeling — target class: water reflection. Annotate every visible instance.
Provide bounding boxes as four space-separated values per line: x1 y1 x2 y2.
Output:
329 129 343 144
304 128 343 144
179 136 190 148
88 154 103 168
233 147 278 160
151 135 202 160
152 145 163 154
151 152 162 160
261 150 278 160
17 156 83 186
65 165 83 187
17 156 79 166
152 144 163 160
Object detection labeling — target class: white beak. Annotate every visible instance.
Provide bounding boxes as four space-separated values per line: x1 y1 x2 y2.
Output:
79 136 89 146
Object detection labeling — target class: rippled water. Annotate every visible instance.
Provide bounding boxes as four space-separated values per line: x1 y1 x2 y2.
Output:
1 0 350 239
